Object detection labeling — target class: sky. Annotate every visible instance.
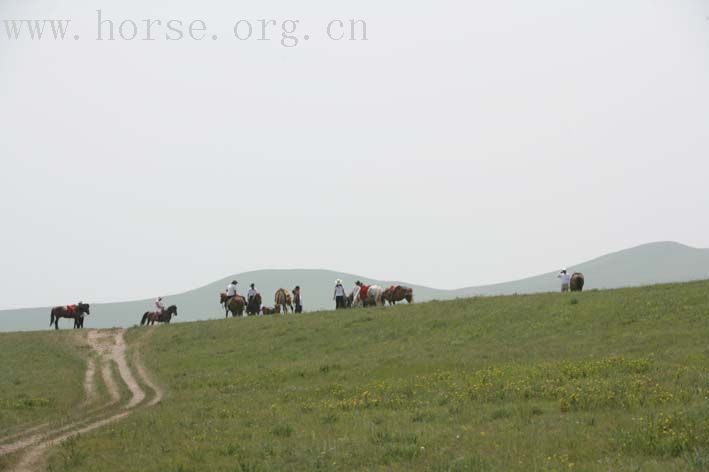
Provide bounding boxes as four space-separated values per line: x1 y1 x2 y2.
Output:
1 0 708 310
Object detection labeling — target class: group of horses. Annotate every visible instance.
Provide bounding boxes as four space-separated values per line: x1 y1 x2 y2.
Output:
220 288 293 318
47 302 180 329
46 285 416 329
49 275 583 329
347 284 414 308
219 284 415 319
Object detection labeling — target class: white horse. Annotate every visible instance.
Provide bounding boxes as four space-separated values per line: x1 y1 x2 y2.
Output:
352 285 385 307
349 286 361 307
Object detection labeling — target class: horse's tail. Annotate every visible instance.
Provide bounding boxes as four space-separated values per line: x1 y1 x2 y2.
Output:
50 309 55 327
140 312 149 326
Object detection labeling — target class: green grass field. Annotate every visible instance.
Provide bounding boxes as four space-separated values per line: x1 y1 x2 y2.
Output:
0 330 87 437
23 281 709 470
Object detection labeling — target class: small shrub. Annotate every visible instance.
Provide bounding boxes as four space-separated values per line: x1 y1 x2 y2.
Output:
490 408 512 420
271 424 294 438
60 436 87 468
412 411 435 423
219 443 242 457
322 413 338 424
383 445 420 462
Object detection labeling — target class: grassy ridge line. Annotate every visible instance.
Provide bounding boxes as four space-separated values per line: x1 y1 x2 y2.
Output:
32 280 709 470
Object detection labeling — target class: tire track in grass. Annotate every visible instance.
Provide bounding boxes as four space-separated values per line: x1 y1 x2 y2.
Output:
2 328 160 471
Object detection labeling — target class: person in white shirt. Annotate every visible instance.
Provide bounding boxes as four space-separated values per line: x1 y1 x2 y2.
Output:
333 279 346 309
155 296 166 314
557 269 571 292
247 283 258 303
225 280 239 301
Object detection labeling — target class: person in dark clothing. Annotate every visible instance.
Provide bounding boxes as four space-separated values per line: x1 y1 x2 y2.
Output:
293 286 303 313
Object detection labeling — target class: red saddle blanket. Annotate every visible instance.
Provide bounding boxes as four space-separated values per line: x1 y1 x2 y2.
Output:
67 305 77 315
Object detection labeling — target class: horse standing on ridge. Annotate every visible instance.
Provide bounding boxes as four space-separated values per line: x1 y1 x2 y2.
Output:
141 305 178 326
382 285 414 305
570 273 585 292
228 295 247 317
274 288 293 314
352 285 385 307
247 293 262 316
50 303 90 330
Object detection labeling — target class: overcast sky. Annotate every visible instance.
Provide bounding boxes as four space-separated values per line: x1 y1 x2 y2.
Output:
1 0 708 310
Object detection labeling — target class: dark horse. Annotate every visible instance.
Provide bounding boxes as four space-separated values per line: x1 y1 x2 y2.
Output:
50 303 90 330
570 273 585 292
247 293 262 316
140 305 178 326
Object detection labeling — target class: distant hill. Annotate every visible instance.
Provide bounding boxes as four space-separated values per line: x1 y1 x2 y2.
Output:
453 241 709 296
1 241 707 332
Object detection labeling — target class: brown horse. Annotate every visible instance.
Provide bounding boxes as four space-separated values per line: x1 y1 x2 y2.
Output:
570 273 585 292
382 285 414 305
247 293 262 316
140 305 178 326
221 293 247 318
261 306 280 315
274 288 293 314
50 303 90 330
227 295 247 318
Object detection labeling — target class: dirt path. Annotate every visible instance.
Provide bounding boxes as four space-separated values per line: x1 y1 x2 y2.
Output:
0 328 161 471
80 358 97 407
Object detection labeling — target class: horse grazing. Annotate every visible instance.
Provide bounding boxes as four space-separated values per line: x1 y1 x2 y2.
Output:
261 306 280 315
570 273 585 292
247 293 262 316
50 303 90 330
140 305 178 326
382 285 414 305
274 288 293 314
227 295 247 318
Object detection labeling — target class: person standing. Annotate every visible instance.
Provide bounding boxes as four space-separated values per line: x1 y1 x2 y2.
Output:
293 286 303 313
558 269 571 292
333 279 346 309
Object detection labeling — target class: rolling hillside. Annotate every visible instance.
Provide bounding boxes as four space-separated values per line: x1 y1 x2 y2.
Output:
454 241 709 296
3 280 707 471
1 241 708 332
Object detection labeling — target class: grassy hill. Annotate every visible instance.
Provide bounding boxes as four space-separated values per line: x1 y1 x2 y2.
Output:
18 280 709 471
0 331 87 435
455 241 709 296
2 241 709 333
0 270 455 333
